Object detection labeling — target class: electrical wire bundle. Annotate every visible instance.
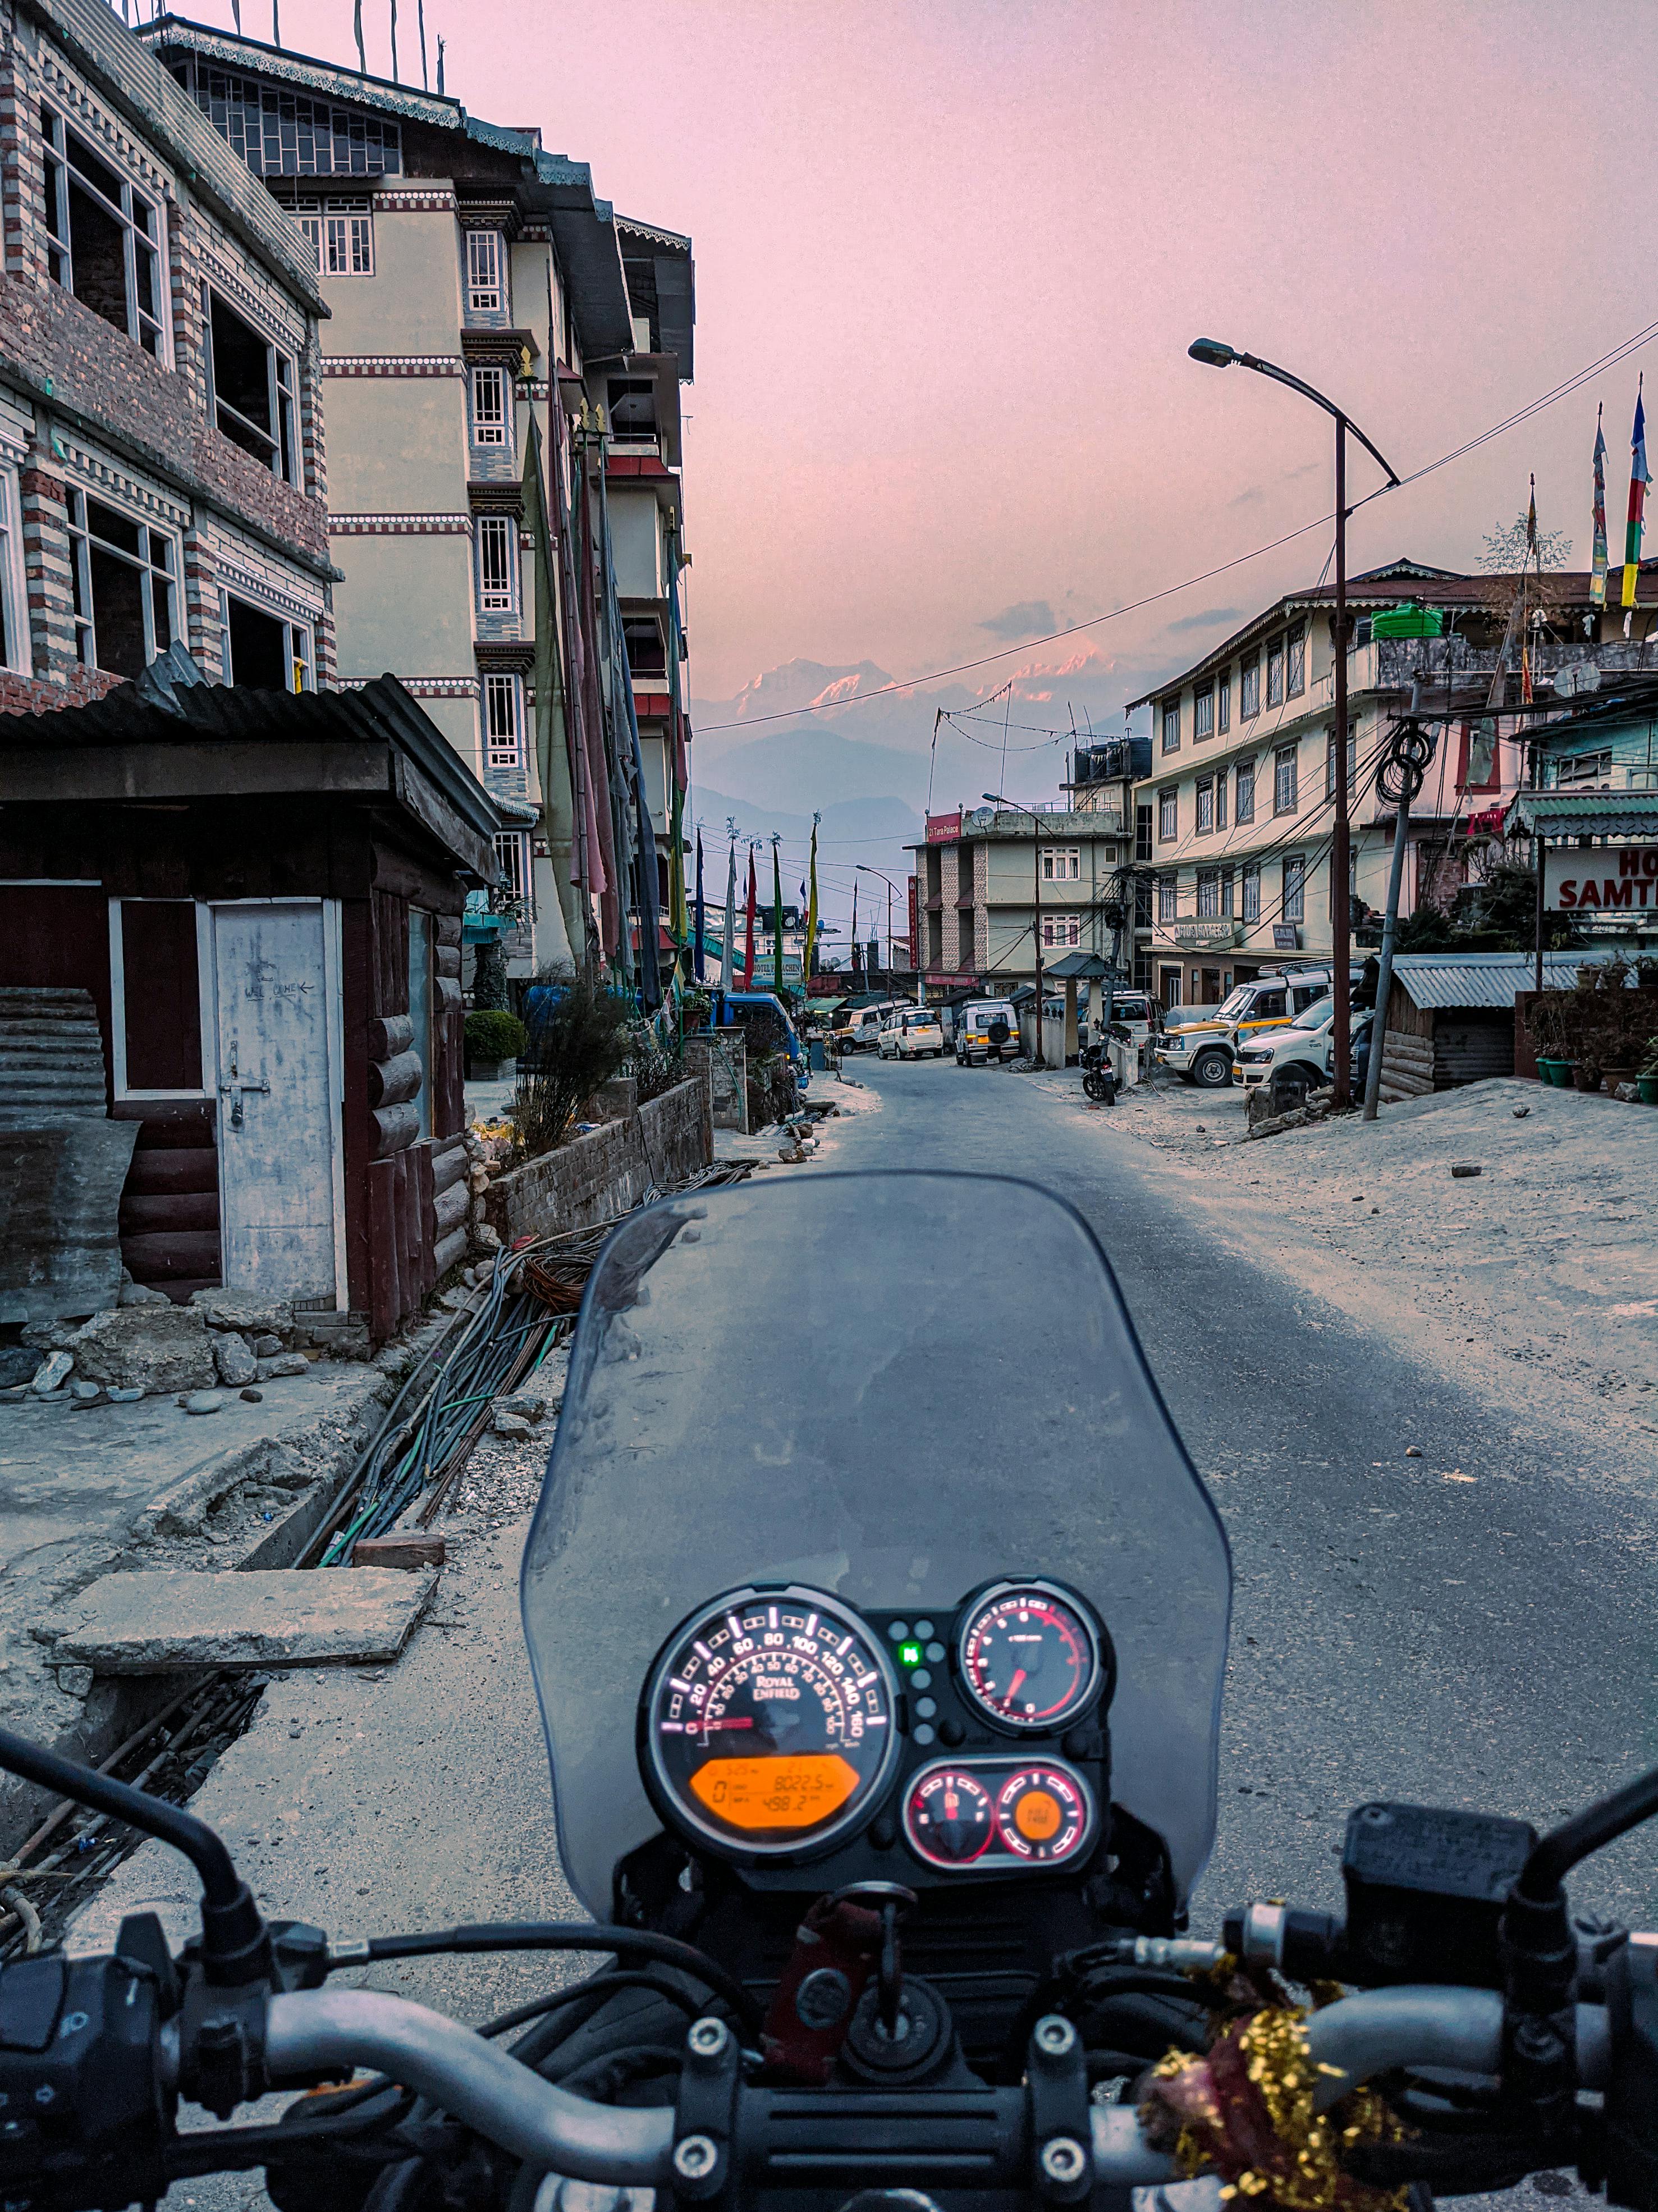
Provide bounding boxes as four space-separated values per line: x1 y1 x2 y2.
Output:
1374 717 1440 807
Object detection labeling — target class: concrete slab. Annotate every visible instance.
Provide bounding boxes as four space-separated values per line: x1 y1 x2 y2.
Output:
51 1566 438 1671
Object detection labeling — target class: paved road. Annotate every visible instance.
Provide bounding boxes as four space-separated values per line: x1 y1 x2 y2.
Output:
830 1054 1658 1935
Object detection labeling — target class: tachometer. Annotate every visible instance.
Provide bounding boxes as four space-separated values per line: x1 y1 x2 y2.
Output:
641 1585 899 1858
956 1580 1106 1733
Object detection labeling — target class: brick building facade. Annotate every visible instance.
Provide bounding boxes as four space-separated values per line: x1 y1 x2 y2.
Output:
0 0 333 716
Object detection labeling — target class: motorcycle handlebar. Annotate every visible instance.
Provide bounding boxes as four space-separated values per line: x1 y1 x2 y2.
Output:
265 1982 1593 2187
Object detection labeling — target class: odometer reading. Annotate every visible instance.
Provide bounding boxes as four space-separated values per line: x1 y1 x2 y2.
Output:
643 1586 898 1857
958 1581 1102 1732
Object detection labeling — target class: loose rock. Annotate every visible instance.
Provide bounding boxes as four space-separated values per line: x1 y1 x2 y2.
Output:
251 1333 282 1359
30 1351 74 1396
68 1306 215 1395
1450 1163 1483 1178
107 1386 144 1402
183 1390 225 1416
1405 1445 1423 1457
70 1379 103 1402
493 1392 547 1424
240 1387 264 1403
492 1410 534 1438
117 1281 171 1308
213 1333 258 1388
256 1353 312 1379
189 1289 296 1343
0 1346 43 1388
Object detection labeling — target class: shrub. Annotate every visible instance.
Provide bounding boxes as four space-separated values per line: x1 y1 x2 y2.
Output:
627 1027 686 1105
512 972 633 1158
465 1009 526 1063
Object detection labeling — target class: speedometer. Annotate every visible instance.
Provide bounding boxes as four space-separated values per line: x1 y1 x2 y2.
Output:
640 1585 899 1859
956 1580 1107 1733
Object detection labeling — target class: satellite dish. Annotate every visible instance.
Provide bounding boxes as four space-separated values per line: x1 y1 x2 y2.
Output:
1554 661 1602 697
1578 663 1602 692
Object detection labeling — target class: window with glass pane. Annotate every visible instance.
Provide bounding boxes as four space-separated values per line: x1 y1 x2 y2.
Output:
1217 670 1231 733
493 830 529 901
298 200 374 275
471 366 509 447
1161 697 1181 752
1193 684 1214 739
1240 655 1259 717
1286 622 1306 695
477 515 516 611
1266 636 1284 706
466 229 505 313
1042 847 1080 880
1219 865 1234 915
1235 757 1255 823
1282 853 1305 922
1215 771 1228 830
1157 874 1178 923
1041 913 1082 948
205 289 299 483
1195 778 1213 833
1274 744 1298 813
1241 862 1260 922
1135 803 1153 861
40 106 166 358
1158 787 1178 841
0 466 26 675
1197 868 1219 918
1325 720 1358 797
66 490 175 678
484 673 521 767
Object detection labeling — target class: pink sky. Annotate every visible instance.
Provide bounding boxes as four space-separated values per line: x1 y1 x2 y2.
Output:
208 0 1654 715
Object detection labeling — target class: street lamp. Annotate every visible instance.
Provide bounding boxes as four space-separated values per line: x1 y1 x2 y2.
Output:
983 792 1048 1066
1188 340 1399 1108
856 865 918 1000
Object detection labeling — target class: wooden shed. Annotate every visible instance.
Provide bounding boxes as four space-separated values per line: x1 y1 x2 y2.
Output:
0 674 500 1341
1376 952 1607 1102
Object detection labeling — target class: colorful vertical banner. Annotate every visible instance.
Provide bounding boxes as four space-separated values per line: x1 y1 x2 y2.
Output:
805 817 820 991
721 838 736 991
693 831 706 984
1623 378 1648 612
741 847 757 988
1591 404 1608 609
771 840 785 992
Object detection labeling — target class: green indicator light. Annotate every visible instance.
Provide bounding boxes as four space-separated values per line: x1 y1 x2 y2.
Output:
899 1644 923 1668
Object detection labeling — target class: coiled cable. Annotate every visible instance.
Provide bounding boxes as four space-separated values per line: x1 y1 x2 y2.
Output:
1374 716 1439 806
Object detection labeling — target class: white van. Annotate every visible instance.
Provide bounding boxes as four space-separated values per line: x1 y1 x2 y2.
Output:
954 1000 1021 1067
840 1003 897 1053
879 1007 947 1059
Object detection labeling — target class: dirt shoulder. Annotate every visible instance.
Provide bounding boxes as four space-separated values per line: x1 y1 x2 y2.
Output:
1037 1068 1658 1452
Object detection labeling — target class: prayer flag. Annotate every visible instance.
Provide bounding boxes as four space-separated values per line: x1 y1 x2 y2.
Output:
693 832 706 983
805 823 819 991
721 838 736 991
742 848 757 988
771 842 785 991
1592 406 1608 609
1623 380 1649 611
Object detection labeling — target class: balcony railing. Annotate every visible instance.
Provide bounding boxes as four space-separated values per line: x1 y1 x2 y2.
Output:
1370 636 1658 694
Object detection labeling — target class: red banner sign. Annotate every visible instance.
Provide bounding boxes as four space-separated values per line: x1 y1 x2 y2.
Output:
926 812 962 843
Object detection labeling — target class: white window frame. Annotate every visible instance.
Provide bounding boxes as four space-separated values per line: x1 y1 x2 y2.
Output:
493 829 529 903
218 586 314 692
1241 862 1261 924
1041 846 1080 881
475 514 517 614
1193 684 1214 739
1274 743 1299 815
1266 634 1285 707
1286 621 1306 697
106 897 214 1100
1282 853 1306 924
1217 669 1231 733
1235 756 1256 824
483 670 522 768
1194 777 1213 834
203 287 300 486
470 364 511 451
1158 787 1178 842
40 103 168 362
0 463 29 675
67 487 178 674
1196 867 1220 920
1160 697 1181 753
297 199 374 276
1157 874 1178 925
1041 912 1082 950
465 228 505 314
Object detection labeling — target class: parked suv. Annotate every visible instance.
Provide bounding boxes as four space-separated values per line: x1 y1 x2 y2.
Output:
1234 998 1372 1105
879 1007 946 1059
1156 968 1360 1089
955 999 1021 1066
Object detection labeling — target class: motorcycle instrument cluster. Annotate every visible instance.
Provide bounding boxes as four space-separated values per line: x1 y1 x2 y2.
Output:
640 1587 899 1856
639 1575 1114 1882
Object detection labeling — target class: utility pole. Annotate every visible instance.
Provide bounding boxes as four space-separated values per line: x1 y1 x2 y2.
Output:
983 793 1046 1067
1361 693 1436 1122
1188 339 1399 1108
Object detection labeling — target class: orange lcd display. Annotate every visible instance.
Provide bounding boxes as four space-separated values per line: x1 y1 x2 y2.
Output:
688 1753 861 1832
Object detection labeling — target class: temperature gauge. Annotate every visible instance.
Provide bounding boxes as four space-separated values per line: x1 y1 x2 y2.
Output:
903 1768 995 1867
956 1581 1107 1733
995 1766 1091 1864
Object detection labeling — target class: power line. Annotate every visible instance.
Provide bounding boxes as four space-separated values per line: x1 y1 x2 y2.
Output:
697 310 1658 739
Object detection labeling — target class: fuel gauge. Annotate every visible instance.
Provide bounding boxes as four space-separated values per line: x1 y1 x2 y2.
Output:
903 1767 995 1867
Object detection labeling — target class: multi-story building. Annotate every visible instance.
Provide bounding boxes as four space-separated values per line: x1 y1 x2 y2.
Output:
0 0 333 714
1124 557 1658 1009
142 19 695 988
910 801 1128 998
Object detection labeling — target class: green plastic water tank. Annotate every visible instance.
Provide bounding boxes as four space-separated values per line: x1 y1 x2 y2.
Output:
1370 601 1445 639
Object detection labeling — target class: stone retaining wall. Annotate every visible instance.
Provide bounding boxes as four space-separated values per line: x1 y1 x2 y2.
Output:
481 1076 713 1245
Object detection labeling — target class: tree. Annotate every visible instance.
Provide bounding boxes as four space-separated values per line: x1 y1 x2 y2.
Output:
1477 513 1572 574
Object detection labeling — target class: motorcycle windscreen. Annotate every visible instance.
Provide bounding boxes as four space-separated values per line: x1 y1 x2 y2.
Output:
521 1171 1231 1918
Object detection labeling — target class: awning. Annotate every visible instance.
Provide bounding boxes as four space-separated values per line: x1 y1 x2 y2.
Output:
1503 790 1658 840
1390 951 1624 1011
1042 950 1118 980
805 997 847 1013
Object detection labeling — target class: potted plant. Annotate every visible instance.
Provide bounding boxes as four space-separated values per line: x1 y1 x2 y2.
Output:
1524 992 1574 1086
465 1008 528 1082
1639 1036 1658 1107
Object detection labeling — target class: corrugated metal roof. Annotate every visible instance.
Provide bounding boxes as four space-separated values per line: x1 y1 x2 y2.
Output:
1390 952 1623 1011
1504 790 1658 839
0 990 106 1129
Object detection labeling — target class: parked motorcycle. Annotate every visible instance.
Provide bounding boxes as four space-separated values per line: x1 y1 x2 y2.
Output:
0 1173 1654 2212
1081 1022 1133 1103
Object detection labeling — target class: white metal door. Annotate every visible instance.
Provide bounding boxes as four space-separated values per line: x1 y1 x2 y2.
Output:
210 901 341 1304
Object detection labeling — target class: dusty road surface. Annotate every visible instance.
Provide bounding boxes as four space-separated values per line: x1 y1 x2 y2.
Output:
72 1058 1650 2212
